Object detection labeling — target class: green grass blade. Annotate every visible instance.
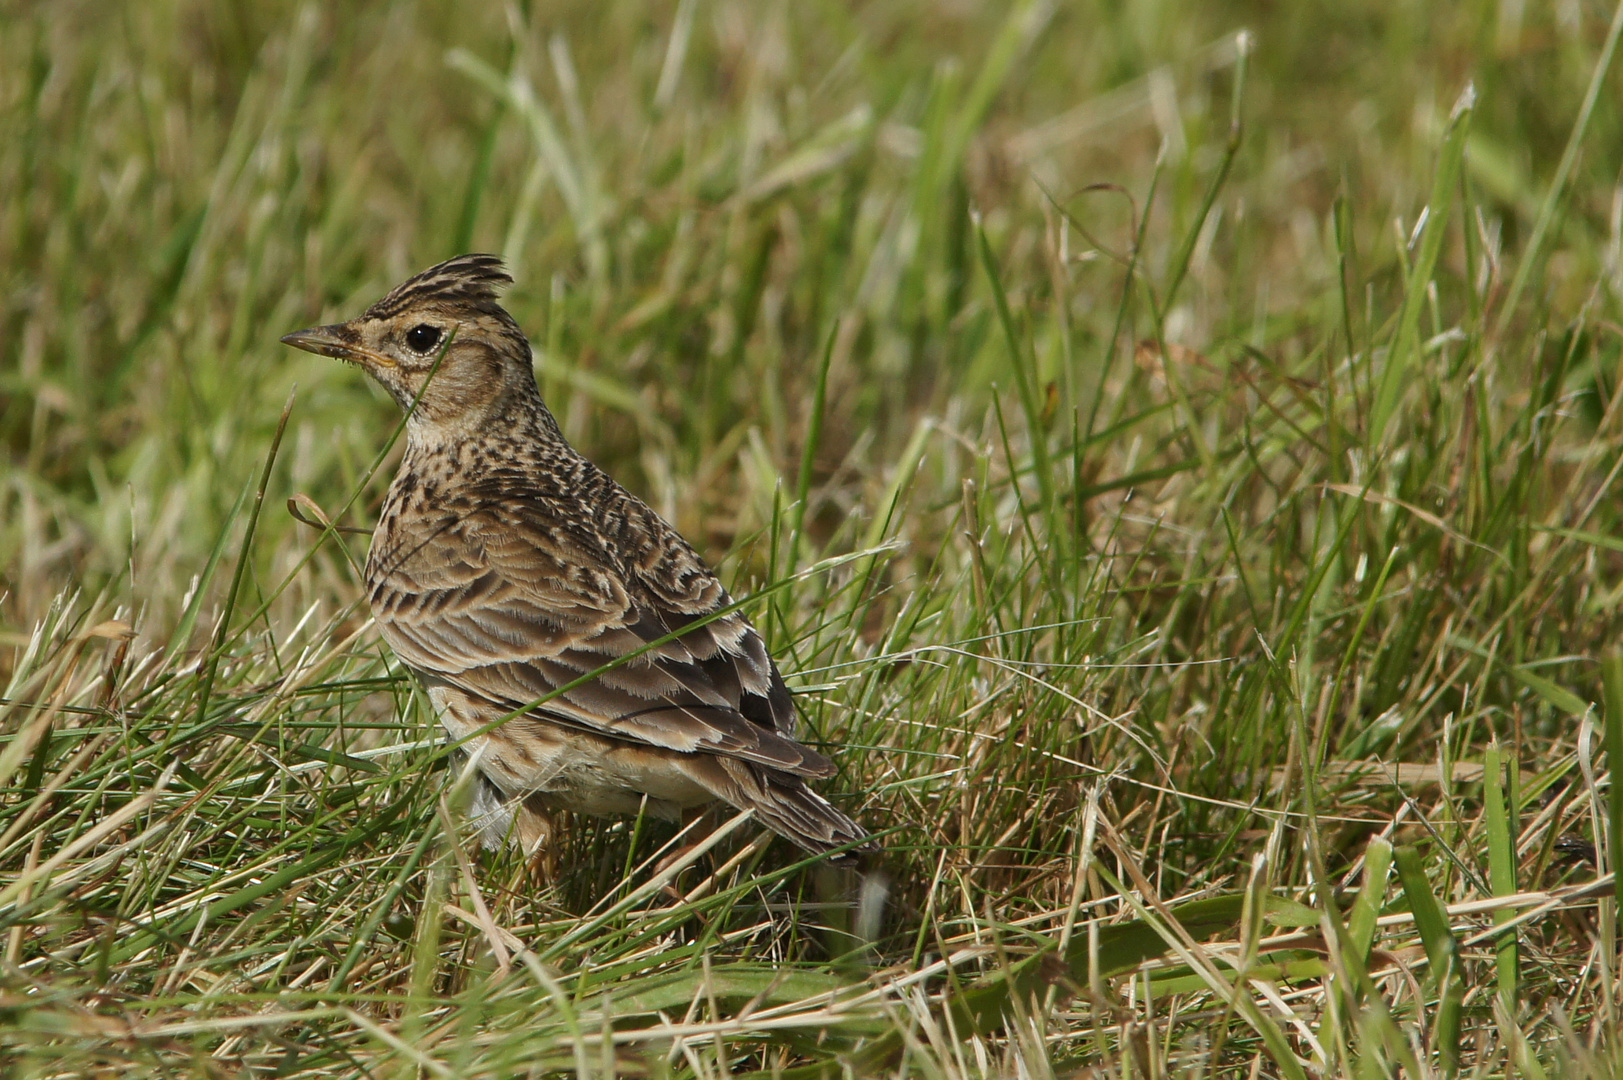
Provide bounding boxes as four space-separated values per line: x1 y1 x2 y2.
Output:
192 390 296 727
975 216 1054 516
1492 0 1623 340
1604 655 1623 939
1369 84 1474 444
1394 844 1463 1076
1348 836 1392 961
1482 741 1520 1005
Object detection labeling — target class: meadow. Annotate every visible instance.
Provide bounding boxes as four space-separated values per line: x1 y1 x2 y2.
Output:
3 0 1623 1075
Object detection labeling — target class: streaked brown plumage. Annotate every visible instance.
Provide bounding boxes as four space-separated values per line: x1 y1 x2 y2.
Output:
281 254 870 862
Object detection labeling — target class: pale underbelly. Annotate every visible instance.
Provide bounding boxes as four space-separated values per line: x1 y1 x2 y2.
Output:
428 686 715 819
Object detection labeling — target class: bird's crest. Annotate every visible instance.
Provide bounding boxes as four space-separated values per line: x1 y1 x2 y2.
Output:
363 254 513 321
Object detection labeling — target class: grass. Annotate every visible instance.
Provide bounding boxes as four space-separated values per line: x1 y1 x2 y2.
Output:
4 0 1623 1075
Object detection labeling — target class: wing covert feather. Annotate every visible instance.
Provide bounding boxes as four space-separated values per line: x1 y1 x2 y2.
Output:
367 493 825 777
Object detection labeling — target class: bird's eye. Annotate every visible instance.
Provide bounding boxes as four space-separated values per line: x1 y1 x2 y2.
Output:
405 324 442 353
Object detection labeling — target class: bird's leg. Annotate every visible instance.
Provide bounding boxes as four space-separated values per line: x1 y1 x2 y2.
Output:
653 805 720 895
518 795 558 882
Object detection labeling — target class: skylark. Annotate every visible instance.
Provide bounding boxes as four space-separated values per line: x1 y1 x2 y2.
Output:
282 254 871 862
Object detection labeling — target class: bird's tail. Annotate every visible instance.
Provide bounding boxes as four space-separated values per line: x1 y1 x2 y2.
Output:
681 756 874 863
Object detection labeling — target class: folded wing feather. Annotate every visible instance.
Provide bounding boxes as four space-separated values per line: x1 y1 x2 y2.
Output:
368 495 830 778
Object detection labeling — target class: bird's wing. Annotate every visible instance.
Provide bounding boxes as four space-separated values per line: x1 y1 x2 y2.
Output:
618 506 800 740
367 493 828 778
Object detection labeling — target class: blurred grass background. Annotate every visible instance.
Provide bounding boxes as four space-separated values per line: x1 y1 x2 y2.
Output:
4 0 1623 1076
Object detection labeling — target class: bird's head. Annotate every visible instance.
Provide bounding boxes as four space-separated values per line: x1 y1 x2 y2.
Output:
281 254 542 437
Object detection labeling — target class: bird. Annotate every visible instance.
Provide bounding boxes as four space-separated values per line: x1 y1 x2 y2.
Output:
281 254 871 864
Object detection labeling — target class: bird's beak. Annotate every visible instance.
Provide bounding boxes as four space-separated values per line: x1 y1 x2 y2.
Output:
280 324 361 361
